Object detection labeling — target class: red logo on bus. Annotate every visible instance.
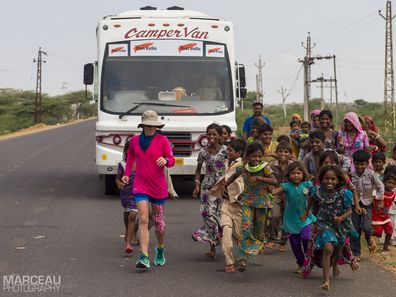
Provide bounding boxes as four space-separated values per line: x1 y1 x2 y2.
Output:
208 47 222 54
111 46 126 54
178 43 198 53
134 42 154 52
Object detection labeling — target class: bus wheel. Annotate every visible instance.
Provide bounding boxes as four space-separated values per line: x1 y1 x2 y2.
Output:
104 174 117 195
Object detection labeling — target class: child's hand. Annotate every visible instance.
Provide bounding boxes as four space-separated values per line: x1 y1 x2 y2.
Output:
249 176 258 183
354 206 363 214
192 185 200 198
121 176 129 184
300 213 308 222
334 216 342 224
116 180 126 190
378 201 384 210
222 188 229 199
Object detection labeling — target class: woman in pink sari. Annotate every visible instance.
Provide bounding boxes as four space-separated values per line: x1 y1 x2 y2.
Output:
337 112 369 171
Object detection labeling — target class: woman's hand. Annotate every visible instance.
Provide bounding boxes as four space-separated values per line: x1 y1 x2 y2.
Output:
121 176 129 184
192 185 200 198
156 157 167 167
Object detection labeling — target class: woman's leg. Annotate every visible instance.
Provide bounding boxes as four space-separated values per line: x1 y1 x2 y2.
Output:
151 203 165 245
321 243 333 290
137 201 150 255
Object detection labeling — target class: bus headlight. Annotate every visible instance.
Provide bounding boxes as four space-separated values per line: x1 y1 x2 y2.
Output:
113 135 122 145
199 136 209 147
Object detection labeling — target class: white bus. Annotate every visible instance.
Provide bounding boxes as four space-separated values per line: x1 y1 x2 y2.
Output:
83 6 246 194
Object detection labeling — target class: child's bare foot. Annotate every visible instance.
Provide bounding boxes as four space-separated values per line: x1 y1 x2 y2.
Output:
278 245 288 252
368 238 377 253
237 258 247 272
125 243 133 254
350 261 360 272
332 265 340 278
320 282 330 291
206 246 216 258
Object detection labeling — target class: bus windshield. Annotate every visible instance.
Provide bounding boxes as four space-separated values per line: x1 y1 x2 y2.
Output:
101 55 233 115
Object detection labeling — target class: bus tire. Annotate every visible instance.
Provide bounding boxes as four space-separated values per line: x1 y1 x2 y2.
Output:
104 174 117 195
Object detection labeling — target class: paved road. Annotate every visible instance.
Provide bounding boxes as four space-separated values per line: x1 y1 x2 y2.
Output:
0 119 395 297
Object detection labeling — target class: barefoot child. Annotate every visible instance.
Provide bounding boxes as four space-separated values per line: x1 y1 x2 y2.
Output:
116 140 137 254
303 165 358 291
211 139 246 272
192 123 227 257
268 141 293 252
273 161 316 273
372 173 396 251
350 150 384 258
226 142 277 271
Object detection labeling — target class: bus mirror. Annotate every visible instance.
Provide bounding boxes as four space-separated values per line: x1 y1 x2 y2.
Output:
83 63 94 85
240 87 247 99
238 65 246 88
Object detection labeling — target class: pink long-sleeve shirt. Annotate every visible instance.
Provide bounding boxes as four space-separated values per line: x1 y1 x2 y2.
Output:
124 133 175 199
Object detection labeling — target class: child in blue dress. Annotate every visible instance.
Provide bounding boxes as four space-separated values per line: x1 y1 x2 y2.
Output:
302 165 357 291
273 161 316 274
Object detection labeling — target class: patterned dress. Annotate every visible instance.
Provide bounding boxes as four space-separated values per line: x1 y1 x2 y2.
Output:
192 145 227 245
237 162 274 257
303 186 358 277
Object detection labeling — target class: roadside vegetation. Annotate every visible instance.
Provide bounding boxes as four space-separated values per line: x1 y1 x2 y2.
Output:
0 88 96 135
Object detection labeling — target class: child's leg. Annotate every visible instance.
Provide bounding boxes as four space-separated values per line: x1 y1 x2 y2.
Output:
331 244 343 277
362 206 375 252
136 201 150 255
268 202 282 240
151 203 165 246
123 212 129 240
239 205 254 259
254 208 268 243
222 222 234 266
321 243 333 290
127 211 138 244
384 233 392 251
350 208 362 257
289 233 304 268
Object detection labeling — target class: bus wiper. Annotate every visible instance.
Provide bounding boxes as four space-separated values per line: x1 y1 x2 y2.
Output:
119 102 191 119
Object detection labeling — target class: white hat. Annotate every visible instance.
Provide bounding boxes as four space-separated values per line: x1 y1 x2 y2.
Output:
137 110 165 128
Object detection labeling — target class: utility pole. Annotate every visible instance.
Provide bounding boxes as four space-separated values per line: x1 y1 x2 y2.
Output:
379 0 396 135
255 55 265 103
299 32 315 121
33 47 47 124
61 82 68 94
278 86 290 122
309 55 339 126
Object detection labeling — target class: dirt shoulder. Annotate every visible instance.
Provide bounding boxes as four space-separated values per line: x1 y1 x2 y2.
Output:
0 118 95 141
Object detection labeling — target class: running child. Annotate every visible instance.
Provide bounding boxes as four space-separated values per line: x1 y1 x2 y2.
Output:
211 139 246 272
303 165 358 291
259 124 277 163
225 142 277 271
350 150 384 258
192 123 227 257
372 152 386 181
221 124 232 145
268 141 294 252
273 161 316 273
372 173 396 251
116 139 137 254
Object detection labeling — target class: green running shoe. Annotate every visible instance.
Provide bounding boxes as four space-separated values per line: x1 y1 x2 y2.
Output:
136 254 150 269
154 247 166 266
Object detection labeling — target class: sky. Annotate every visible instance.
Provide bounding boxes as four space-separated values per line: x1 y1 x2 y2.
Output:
0 0 389 104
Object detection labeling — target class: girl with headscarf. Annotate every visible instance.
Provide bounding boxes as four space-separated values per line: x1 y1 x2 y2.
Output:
311 109 321 130
337 112 369 166
363 115 387 155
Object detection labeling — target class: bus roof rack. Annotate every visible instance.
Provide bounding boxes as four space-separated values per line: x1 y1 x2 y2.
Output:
140 6 157 10
167 6 184 10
